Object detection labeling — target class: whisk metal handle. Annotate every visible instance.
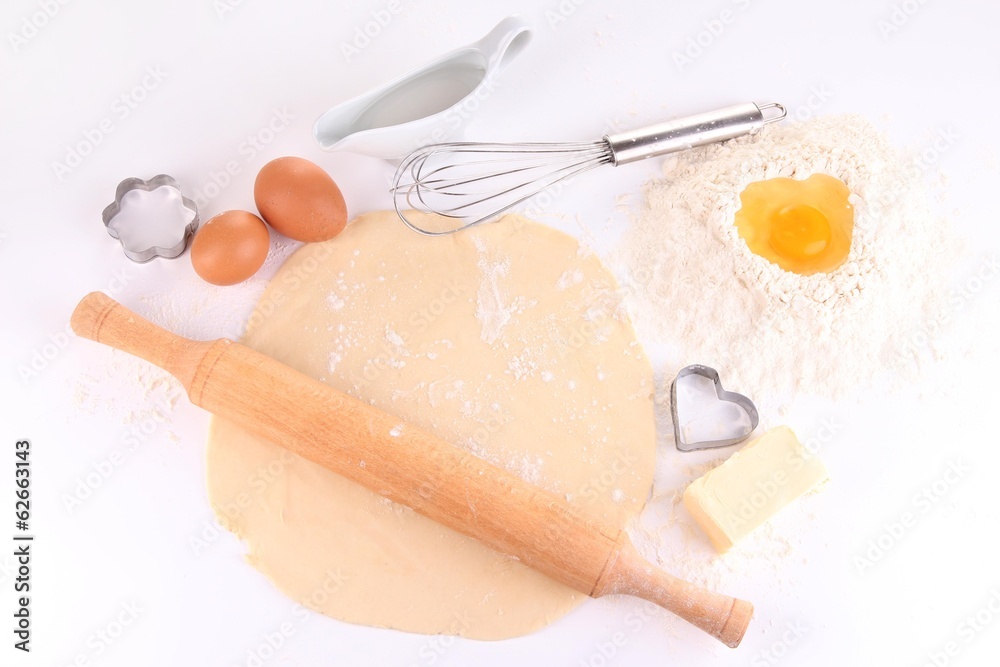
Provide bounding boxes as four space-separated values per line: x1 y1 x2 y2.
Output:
604 102 786 166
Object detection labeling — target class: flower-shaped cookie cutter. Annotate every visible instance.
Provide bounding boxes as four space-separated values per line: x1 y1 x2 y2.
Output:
102 174 200 262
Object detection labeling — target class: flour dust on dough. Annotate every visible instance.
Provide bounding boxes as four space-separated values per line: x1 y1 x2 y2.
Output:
206 211 656 640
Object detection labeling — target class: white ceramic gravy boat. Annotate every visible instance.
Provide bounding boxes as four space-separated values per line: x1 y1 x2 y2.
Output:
313 15 532 160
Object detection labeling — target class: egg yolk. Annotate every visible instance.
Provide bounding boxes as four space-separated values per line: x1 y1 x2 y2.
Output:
770 204 830 259
734 174 854 275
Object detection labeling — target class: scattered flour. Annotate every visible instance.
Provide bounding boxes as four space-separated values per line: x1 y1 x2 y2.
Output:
618 114 962 402
475 250 514 344
385 327 406 349
473 238 538 345
328 351 343 373
556 268 584 290
506 351 539 382
72 348 184 444
326 293 345 311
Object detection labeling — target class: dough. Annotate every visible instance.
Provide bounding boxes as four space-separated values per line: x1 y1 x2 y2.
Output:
206 211 655 640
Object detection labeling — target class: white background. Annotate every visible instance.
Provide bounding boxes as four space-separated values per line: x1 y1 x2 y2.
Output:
2 0 1000 666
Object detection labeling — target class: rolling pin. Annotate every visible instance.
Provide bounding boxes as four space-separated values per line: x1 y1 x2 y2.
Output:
70 292 753 647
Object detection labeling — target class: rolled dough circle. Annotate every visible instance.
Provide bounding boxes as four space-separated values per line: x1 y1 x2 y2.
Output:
206 211 655 640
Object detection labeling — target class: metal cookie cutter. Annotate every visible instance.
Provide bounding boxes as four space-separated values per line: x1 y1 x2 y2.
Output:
102 174 199 262
670 365 760 452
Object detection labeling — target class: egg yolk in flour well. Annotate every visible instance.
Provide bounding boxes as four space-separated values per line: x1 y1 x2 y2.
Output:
734 173 854 275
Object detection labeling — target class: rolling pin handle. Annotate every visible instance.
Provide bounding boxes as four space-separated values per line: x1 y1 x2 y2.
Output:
70 291 209 390
595 538 753 647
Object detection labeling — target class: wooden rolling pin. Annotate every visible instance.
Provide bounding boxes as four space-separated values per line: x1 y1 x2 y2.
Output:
71 292 753 647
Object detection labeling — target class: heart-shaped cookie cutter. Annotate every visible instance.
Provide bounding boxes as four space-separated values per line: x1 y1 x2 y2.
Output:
670 364 759 452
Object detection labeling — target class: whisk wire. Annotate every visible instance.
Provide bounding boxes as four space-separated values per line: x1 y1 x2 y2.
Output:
390 101 787 235
419 152 609 215
393 140 614 235
399 156 610 234
410 150 609 198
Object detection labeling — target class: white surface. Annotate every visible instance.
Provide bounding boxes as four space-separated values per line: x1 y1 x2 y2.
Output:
1 1 999 666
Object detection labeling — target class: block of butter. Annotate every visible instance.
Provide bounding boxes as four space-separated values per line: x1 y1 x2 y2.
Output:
683 425 829 552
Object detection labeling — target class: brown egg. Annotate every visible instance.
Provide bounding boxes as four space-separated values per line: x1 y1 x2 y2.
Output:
190 210 270 286
253 157 348 242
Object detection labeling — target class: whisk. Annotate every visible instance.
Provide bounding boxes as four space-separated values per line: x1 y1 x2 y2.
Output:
391 101 786 235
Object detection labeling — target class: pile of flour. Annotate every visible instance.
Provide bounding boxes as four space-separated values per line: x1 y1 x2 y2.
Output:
617 114 961 403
